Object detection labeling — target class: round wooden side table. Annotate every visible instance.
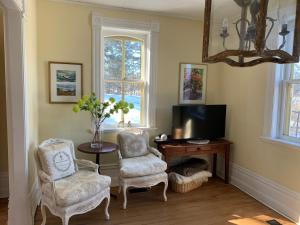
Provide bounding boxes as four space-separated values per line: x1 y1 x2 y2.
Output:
77 142 118 166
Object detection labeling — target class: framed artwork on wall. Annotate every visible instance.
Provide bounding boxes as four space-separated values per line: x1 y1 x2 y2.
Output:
179 63 207 104
49 61 83 103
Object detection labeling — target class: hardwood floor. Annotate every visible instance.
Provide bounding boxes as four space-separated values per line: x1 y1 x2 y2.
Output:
0 198 8 225
34 178 295 225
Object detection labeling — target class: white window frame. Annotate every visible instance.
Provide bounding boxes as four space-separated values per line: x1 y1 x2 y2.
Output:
263 62 300 148
92 14 159 130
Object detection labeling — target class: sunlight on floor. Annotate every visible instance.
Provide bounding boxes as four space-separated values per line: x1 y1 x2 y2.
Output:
228 214 295 225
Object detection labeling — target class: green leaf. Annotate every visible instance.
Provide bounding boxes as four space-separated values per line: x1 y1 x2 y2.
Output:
82 95 89 101
72 105 80 113
129 103 134 109
123 108 129 114
109 97 115 103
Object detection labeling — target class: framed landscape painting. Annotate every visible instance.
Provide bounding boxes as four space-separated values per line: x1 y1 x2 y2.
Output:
179 63 207 104
49 62 82 103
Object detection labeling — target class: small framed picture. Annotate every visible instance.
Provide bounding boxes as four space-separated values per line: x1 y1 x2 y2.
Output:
179 63 207 104
49 62 83 103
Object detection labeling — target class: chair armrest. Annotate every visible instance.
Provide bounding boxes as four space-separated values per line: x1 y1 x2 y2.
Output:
117 150 123 161
75 159 99 172
148 147 162 159
38 171 53 183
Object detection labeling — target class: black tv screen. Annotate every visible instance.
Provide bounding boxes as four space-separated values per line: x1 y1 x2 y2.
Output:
172 105 226 140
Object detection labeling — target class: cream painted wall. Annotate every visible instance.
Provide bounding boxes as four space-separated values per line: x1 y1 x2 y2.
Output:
35 0 300 196
24 0 39 193
219 63 300 193
37 0 221 163
0 10 8 173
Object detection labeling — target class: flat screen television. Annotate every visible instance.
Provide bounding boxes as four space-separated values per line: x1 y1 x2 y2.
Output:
172 105 226 140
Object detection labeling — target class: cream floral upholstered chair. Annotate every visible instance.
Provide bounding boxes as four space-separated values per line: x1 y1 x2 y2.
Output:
35 138 111 225
117 130 168 209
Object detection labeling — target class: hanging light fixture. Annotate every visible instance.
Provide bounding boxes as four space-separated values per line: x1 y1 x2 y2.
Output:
202 0 300 67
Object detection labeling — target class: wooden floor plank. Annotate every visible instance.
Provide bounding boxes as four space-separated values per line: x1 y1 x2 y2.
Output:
34 178 295 225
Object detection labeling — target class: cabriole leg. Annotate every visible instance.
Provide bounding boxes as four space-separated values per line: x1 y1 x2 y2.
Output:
41 204 46 225
105 196 110 220
122 185 128 209
163 180 168 202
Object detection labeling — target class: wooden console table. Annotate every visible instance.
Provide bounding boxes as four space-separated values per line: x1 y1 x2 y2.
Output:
154 139 232 184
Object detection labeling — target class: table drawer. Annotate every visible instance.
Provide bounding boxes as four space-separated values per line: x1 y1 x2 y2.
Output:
163 146 186 154
186 146 212 152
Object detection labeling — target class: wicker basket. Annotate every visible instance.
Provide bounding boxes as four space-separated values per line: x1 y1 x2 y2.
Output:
169 171 212 193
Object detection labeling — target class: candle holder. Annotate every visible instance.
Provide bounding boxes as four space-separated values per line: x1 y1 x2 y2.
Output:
278 24 290 50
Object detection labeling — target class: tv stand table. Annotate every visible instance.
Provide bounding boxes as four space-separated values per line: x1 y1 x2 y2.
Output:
154 139 232 184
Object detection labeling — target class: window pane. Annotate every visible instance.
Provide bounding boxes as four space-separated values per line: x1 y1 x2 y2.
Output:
124 82 142 125
293 63 300 80
104 38 122 80
284 83 300 138
104 81 122 126
125 40 142 81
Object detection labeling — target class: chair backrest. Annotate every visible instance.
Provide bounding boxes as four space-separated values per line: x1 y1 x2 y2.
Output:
37 138 77 181
117 129 150 158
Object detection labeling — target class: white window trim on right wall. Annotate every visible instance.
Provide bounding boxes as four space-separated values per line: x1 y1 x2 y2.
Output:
262 63 300 149
92 14 159 130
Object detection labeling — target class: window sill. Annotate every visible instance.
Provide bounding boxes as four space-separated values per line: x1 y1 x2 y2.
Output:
260 136 300 150
102 127 158 133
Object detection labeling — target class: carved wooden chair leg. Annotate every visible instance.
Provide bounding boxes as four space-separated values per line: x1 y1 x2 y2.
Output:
163 180 168 202
105 196 110 220
62 215 69 225
122 185 128 209
41 204 47 225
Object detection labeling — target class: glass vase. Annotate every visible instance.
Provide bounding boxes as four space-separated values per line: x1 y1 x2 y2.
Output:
91 124 103 149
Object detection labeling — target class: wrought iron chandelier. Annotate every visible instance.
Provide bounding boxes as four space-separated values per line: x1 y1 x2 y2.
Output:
202 0 300 67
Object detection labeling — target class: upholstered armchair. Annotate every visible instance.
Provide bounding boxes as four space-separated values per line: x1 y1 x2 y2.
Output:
35 138 111 225
117 130 168 209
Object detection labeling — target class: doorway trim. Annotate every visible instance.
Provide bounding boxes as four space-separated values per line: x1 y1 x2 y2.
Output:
0 0 32 225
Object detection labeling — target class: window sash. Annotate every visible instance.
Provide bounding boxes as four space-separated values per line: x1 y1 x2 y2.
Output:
103 36 146 127
279 68 300 143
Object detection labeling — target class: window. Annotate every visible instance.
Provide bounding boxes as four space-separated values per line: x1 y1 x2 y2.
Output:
103 36 145 127
280 62 300 141
92 15 159 130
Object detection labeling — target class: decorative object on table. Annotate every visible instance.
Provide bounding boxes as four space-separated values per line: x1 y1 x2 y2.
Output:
35 138 111 225
154 133 168 141
117 129 168 209
179 63 207 104
169 170 212 193
73 93 134 148
49 61 83 103
202 0 300 67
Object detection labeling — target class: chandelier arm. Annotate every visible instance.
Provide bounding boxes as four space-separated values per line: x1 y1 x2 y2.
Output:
264 17 276 50
279 36 287 50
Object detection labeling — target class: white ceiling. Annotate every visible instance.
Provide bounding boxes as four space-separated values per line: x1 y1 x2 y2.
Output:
67 0 208 20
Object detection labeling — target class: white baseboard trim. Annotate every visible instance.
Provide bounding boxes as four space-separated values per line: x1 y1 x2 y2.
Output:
100 163 119 187
0 172 9 198
29 178 41 221
217 163 300 224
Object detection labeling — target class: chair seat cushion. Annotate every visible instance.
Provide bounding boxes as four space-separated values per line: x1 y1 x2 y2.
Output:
42 170 111 207
120 153 167 178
